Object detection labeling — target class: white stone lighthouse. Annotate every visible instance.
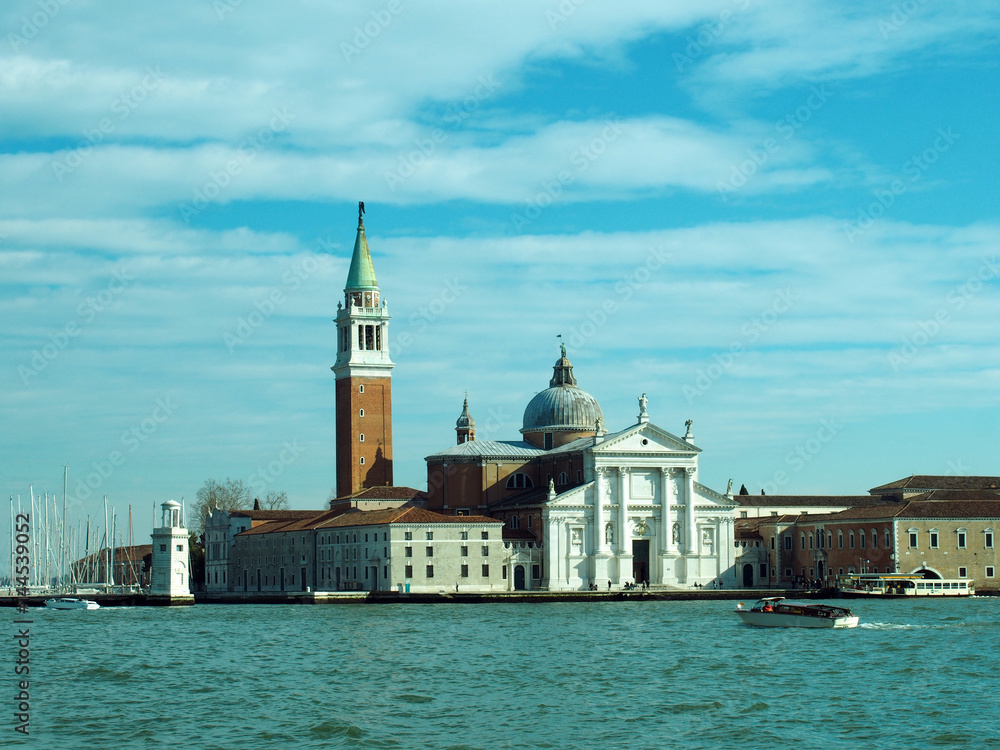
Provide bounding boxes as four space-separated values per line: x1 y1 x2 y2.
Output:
148 500 194 605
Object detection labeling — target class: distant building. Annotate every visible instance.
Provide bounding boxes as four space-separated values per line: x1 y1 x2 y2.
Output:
229 505 505 593
425 351 738 590
869 475 1000 502
71 544 151 589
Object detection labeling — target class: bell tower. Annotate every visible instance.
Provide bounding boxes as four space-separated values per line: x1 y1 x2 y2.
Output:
332 202 394 497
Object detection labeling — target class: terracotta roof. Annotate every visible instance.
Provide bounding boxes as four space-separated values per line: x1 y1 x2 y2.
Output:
329 486 428 503
790 505 906 523
733 495 881 508
488 487 549 510
73 544 152 566
870 475 1000 493
236 511 332 536
896 500 1000 520
734 520 765 539
900 489 1000 502
230 509 322 521
318 506 501 529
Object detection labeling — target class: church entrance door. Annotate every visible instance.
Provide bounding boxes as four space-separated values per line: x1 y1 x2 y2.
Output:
742 563 754 587
632 540 650 584
514 565 526 590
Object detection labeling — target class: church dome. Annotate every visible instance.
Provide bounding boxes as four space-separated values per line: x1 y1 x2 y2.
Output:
521 348 603 436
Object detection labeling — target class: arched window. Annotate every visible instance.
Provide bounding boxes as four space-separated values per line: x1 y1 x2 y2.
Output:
358 384 364 393
557 472 568 485
505 473 533 490
800 533 805 550
511 517 520 529
885 529 890 548
849 530 855 549
870 528 878 549
359 457 365 465
359 433 365 442
859 529 866 549
838 531 843 549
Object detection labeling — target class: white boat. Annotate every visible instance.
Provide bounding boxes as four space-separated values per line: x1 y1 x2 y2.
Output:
44 597 100 610
736 597 858 629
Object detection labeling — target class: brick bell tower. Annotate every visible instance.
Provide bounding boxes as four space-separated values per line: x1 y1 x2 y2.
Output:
332 202 394 497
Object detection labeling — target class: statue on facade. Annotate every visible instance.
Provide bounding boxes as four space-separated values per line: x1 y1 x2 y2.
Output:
672 523 680 544
638 393 648 416
726 478 733 495
605 524 614 544
684 418 693 437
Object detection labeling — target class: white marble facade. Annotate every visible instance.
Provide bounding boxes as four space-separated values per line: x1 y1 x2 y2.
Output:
541 422 737 590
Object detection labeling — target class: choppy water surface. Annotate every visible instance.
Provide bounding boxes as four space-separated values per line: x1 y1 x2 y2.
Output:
10 597 1000 749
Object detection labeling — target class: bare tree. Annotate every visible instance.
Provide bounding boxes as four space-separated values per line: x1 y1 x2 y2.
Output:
193 477 253 535
260 491 289 510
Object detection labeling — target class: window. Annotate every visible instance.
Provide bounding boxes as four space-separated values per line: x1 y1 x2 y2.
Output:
544 432 553 449
481 564 490 577
577 470 582 482
929 531 939 549
461 546 468 557
511 517 520 529
800 534 806 550
405 565 412 578
759 563 767 579
426 546 434 557
460 565 469 578
985 531 994 549
404 546 412 558
176 544 183 551
859 530 865 549
885 529 891 548
784 535 792 550
359 408 364 417
404 532 412 541
160 544 167 552
558 472 568 485
528 516 532 528
360 457 365 465
426 565 434 578
838 531 843 549
481 531 489 540
870 529 878 549
505 473 533 490
987 566 995 578
359 433 365 442
481 546 489 557
532 565 541 579
359 384 364 393
426 532 434 541
957 531 967 549
460 531 468 540
958 566 968 577
740 511 748 518
849 531 855 549
908 530 918 548
808 534 813 550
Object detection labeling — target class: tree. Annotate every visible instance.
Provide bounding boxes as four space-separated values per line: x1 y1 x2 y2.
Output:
192 477 252 535
260 491 289 510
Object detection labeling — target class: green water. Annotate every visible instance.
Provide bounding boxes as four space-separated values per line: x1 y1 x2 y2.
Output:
9 598 1000 749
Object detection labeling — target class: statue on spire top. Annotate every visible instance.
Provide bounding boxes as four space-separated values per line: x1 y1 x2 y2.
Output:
358 201 365 227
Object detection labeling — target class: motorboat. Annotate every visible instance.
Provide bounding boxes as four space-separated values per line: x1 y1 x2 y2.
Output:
44 597 100 610
735 597 857 629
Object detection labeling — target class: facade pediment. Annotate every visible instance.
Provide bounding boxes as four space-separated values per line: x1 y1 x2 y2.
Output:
590 423 700 456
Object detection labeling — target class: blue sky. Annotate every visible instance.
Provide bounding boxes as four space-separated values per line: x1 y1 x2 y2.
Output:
2 1 999 558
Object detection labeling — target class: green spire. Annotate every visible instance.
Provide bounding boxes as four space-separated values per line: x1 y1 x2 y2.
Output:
345 203 378 290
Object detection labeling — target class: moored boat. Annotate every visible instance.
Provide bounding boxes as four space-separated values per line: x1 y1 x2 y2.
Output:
736 597 857 629
44 597 100 610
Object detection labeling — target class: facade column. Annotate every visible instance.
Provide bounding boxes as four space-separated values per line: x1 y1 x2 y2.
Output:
685 467 697 555
618 467 629 553
594 468 607 553
660 467 674 554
